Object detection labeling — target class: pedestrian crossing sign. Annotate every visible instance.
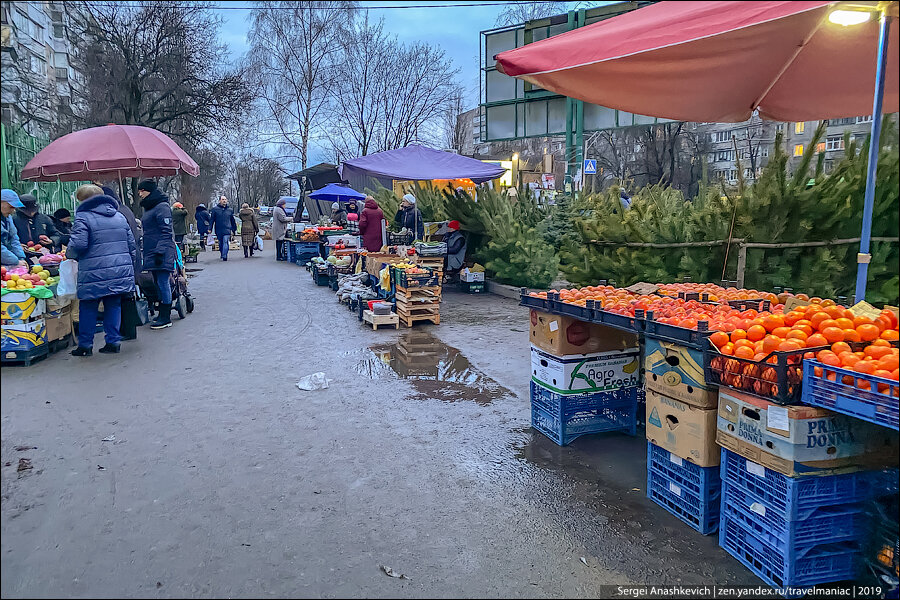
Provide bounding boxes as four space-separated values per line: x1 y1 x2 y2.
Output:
583 159 597 175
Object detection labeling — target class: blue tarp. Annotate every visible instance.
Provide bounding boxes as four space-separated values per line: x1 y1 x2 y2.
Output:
339 144 507 184
309 183 366 203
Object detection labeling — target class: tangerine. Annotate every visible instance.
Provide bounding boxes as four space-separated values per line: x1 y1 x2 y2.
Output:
710 331 730 349
834 318 854 330
857 324 880 342
730 329 748 342
864 345 892 360
806 333 829 348
842 329 862 343
734 346 755 360
831 342 852 356
747 325 767 342
881 329 899 342
821 326 845 344
762 335 782 353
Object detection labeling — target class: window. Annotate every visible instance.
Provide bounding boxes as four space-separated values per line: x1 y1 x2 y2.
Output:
52 23 64 38
794 122 806 134
712 131 730 143
761 147 770 158
30 53 47 76
793 144 804 157
716 149 734 162
728 169 737 181
815 142 826 153
776 124 785 134
856 115 873 124
825 136 845 151
830 118 855 126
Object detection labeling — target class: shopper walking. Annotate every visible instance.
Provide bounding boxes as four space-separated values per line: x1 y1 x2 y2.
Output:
1 189 28 267
137 179 177 330
195 203 212 251
13 194 63 253
239 203 260 258
210 196 236 261
358 196 386 252
272 198 291 260
66 185 136 356
172 202 188 253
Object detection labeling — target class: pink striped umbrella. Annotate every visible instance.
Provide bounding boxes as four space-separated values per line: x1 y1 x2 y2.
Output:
21 124 199 182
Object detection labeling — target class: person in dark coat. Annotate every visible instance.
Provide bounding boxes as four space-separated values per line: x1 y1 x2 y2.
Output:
138 179 177 330
209 195 236 261
195 203 212 250
66 185 136 356
13 194 63 252
94 181 143 273
444 219 467 276
330 202 347 226
171 202 188 250
238 203 259 257
358 196 385 252
394 193 425 240
52 208 72 246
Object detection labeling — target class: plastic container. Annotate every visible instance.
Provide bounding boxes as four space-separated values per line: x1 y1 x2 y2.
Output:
719 448 896 521
530 381 638 446
647 442 721 534
643 312 711 349
801 359 899 431
372 302 392 316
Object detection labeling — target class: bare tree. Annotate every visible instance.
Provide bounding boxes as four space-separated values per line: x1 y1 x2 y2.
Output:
248 1 354 169
495 1 569 25
442 86 467 151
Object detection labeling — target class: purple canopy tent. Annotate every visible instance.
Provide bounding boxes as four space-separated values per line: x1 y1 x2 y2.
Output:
338 144 507 191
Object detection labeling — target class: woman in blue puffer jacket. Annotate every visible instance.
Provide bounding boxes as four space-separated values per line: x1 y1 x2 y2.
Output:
66 185 137 356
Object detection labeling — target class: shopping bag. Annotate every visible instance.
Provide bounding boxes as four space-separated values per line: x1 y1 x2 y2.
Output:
57 259 78 298
206 232 215 246
135 296 150 325
255 234 264 251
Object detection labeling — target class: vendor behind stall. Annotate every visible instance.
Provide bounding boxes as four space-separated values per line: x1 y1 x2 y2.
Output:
395 193 424 241
330 202 348 226
1 189 27 266
13 194 63 252
445 220 467 280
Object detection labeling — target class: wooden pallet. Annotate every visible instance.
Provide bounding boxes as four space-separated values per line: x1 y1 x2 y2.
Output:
395 284 441 299
362 309 399 330
414 257 445 269
395 297 441 312
399 312 440 327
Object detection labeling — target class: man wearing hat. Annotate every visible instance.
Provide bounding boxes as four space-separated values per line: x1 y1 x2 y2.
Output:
12 193 63 253
1 189 28 266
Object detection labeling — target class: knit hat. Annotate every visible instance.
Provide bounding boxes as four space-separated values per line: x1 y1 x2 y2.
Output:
137 179 157 193
448 220 461 231
53 208 71 220
197 203 206 209
276 198 286 207
402 193 416 205
172 202 183 209
1 189 24 208
332 202 340 210
19 193 38 207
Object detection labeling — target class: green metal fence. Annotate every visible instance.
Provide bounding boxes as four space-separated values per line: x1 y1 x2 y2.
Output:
1 122 82 214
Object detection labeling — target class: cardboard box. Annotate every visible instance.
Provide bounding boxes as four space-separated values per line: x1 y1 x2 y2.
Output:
531 345 640 395
45 308 73 342
45 294 73 314
644 337 717 408
1 319 47 352
529 310 639 356
1 292 45 321
645 387 719 467
716 387 898 477
460 270 485 282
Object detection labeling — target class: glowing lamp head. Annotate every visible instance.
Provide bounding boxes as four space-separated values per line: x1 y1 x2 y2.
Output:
828 9 872 26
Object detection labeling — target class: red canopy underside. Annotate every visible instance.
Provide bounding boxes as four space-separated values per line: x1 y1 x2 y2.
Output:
21 124 199 182
495 1 899 123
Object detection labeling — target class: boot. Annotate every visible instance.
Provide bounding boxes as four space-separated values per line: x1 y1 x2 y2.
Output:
71 346 92 357
99 343 121 354
151 304 173 329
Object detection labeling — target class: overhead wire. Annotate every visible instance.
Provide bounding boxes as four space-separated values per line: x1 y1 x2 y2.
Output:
80 1 527 10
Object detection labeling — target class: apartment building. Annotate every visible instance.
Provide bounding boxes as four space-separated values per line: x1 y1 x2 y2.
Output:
1 1 86 137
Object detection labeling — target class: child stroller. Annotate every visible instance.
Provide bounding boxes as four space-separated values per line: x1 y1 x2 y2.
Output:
137 245 194 320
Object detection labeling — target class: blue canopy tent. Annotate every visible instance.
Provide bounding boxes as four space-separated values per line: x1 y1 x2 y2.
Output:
309 183 366 203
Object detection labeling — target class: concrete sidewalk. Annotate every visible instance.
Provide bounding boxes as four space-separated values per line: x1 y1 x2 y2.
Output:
1 246 754 598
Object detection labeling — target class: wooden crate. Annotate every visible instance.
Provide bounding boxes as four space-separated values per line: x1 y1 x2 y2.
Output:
414 256 445 270
398 312 440 328
395 285 441 300
362 310 399 330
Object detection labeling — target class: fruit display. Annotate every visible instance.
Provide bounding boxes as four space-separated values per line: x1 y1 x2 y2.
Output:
38 253 64 265
22 240 48 254
1 265 58 289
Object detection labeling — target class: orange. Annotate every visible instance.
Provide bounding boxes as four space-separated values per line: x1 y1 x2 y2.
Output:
762 335 782 353
720 343 735 356
864 345 892 360
842 329 862 343
834 318 854 330
747 325 767 342
821 327 845 344
734 339 755 352
762 315 785 332
786 330 809 343
881 329 900 341
806 333 829 348
874 316 892 332
857 324 880 342
877 355 899 372
824 305 844 319
730 329 748 342
817 319 840 332
772 326 792 339
853 315 874 328
872 339 892 348
710 331 730 349
779 340 803 352
840 353 862 368
819 351 841 367
854 361 876 375
783 312 805 326
794 320 814 336
734 346 755 360
809 312 831 329
831 341 852 355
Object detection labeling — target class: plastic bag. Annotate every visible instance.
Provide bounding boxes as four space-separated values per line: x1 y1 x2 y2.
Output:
57 260 78 298
296 372 331 391
255 234 264 251
206 232 216 246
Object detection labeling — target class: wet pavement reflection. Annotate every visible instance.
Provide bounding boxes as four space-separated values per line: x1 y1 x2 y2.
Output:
355 331 510 404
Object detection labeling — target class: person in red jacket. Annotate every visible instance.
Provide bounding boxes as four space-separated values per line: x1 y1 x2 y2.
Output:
358 196 385 252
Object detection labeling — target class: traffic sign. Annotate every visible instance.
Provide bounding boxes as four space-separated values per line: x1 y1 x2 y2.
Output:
583 159 597 175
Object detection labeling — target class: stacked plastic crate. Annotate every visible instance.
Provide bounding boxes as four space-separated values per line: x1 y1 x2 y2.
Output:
643 321 722 534
529 309 642 446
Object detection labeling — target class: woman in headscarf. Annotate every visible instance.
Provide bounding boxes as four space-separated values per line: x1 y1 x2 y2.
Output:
272 197 291 261
238 203 260 257
194 203 212 250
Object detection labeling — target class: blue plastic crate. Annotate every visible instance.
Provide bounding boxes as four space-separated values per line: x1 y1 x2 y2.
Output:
719 509 861 589
530 381 638 446
802 359 899 431
720 449 896 521
722 482 868 551
646 445 721 535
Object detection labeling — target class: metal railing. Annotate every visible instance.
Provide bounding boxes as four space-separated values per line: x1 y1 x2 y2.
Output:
1 122 82 214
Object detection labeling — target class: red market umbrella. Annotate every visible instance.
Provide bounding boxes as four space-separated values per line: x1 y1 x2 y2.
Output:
495 0 899 302
21 124 200 182
494 1 898 123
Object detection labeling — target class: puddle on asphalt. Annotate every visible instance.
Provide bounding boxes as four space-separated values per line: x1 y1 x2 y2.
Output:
354 331 509 405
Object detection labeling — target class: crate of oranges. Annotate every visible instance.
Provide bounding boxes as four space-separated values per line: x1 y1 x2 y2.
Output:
705 303 899 405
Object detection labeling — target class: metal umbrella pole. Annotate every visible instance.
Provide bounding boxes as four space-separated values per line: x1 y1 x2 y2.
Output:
854 10 893 303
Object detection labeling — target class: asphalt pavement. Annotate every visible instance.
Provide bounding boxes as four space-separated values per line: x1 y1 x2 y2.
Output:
1 245 756 598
